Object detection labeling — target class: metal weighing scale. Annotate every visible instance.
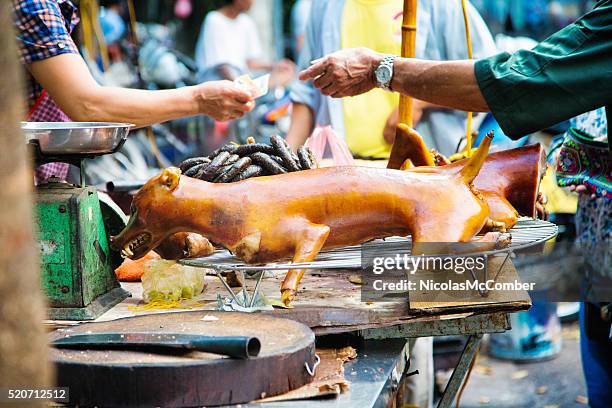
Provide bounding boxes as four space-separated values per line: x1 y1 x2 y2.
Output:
24 122 133 320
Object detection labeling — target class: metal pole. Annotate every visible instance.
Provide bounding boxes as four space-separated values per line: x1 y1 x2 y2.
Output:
437 334 482 408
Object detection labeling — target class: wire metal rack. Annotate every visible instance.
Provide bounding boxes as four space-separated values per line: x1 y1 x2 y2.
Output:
180 218 558 272
179 218 557 305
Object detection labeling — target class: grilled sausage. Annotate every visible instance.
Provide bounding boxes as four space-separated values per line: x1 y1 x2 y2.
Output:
271 135 300 172
198 151 231 181
179 157 210 173
251 152 287 175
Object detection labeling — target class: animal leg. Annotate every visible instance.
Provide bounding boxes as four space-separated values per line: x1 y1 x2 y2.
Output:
485 219 508 233
472 232 512 251
410 206 490 256
481 192 518 232
412 231 511 255
280 223 330 306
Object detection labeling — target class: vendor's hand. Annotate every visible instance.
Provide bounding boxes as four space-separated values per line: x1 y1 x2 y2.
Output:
299 48 383 98
195 80 254 122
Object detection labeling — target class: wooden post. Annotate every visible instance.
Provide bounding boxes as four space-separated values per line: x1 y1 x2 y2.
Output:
0 1 52 398
398 0 417 127
388 0 435 169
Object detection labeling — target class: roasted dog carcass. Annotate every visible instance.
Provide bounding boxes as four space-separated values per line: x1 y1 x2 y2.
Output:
153 142 545 261
393 125 547 230
112 135 510 305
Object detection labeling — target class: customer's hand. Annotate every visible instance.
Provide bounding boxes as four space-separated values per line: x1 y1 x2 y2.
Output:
299 48 383 98
275 59 296 74
569 184 602 200
271 59 296 87
535 192 549 220
383 108 399 145
195 80 255 121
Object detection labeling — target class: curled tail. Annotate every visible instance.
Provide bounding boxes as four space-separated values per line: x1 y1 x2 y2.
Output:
458 131 494 184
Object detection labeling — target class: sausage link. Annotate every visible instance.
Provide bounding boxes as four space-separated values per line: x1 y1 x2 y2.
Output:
270 135 300 172
230 164 263 182
306 147 319 168
198 151 231 181
178 157 209 173
218 157 253 183
184 162 208 178
211 163 235 182
297 146 313 170
225 154 240 166
234 143 275 156
251 152 287 175
208 144 238 159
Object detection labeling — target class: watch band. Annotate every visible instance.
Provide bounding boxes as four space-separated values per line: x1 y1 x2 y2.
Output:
377 55 396 90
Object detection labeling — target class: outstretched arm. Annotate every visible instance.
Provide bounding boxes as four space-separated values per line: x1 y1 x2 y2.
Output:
298 48 488 112
391 58 488 112
285 103 314 151
30 54 255 127
301 0 612 139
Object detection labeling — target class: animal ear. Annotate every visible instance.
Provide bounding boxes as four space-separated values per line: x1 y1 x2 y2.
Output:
160 167 181 191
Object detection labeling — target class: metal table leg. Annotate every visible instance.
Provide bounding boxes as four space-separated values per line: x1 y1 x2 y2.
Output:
436 334 482 408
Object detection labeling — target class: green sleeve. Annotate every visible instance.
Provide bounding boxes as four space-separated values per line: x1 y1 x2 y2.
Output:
475 0 612 138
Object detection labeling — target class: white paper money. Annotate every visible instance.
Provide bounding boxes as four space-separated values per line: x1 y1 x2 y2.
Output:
234 74 270 99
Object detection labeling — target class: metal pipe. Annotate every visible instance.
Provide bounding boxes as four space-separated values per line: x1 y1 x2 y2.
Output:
52 333 261 359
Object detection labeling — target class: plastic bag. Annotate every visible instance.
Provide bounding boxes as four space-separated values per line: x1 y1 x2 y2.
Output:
306 126 355 166
141 260 206 303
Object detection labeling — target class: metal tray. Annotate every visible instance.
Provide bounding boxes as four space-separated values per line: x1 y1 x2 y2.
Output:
22 122 133 156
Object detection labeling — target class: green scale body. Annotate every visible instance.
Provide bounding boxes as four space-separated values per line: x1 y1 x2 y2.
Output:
35 182 129 320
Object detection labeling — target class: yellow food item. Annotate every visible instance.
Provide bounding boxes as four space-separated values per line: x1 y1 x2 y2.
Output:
128 299 206 312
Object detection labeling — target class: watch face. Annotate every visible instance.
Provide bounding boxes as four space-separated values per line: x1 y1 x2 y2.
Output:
376 66 392 85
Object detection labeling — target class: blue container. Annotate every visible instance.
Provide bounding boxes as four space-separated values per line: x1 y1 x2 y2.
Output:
489 301 562 361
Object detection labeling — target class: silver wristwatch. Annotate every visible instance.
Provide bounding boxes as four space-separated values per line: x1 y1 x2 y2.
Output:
374 55 396 90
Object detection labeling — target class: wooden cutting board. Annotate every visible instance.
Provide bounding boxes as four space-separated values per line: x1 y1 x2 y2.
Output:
50 311 316 407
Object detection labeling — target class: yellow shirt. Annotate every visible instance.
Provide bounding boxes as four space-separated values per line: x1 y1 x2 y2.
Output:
341 0 403 158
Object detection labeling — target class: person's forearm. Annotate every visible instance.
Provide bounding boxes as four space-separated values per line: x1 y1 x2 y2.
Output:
31 55 200 127
71 86 202 128
30 54 253 126
285 103 314 150
391 58 490 113
299 48 491 110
